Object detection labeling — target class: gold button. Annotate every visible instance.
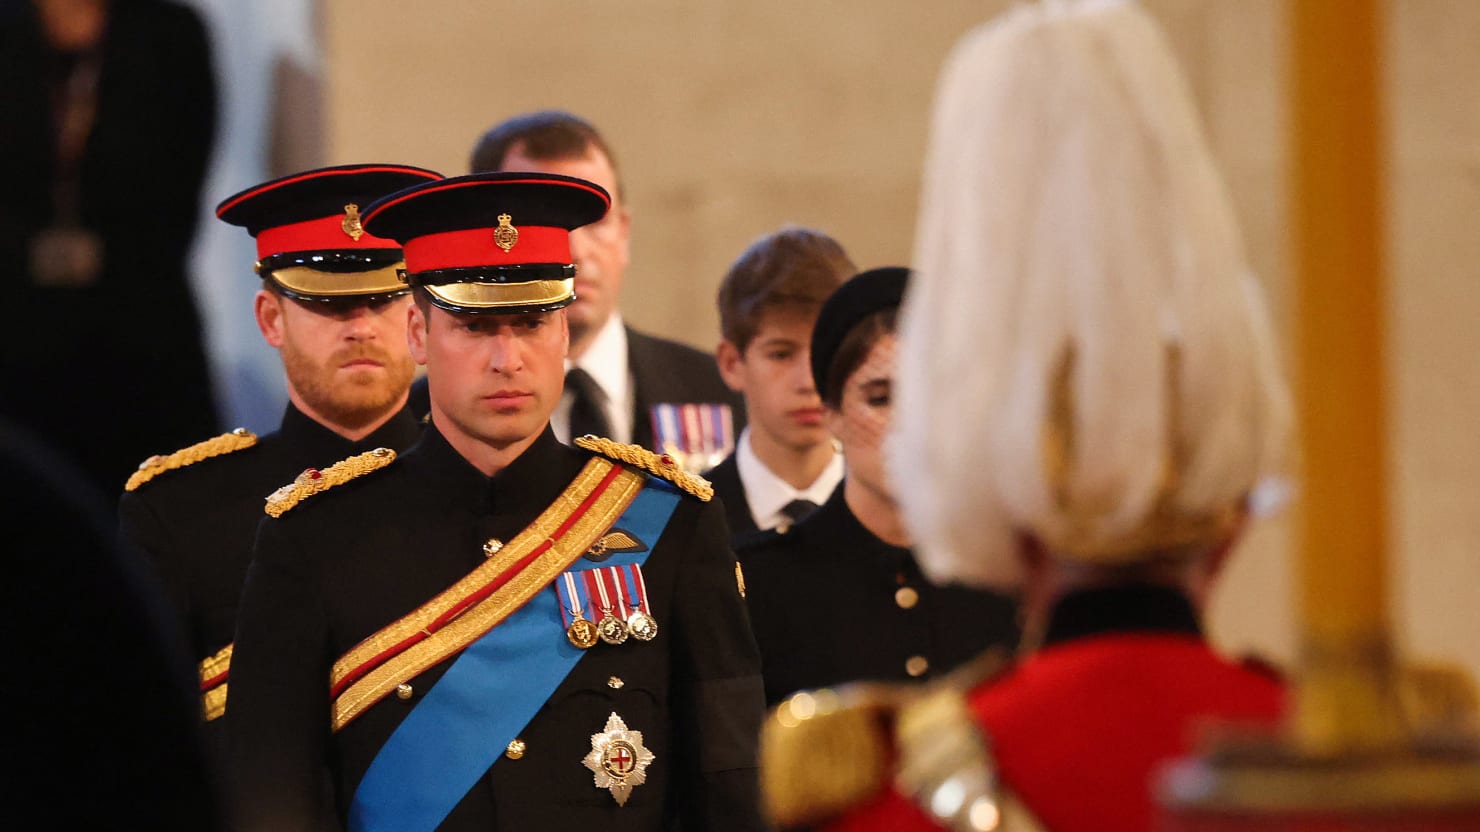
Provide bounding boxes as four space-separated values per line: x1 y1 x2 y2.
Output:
776 523 792 535
906 655 929 677
895 586 919 609
505 739 526 760
483 538 504 558
395 683 413 700
608 676 624 689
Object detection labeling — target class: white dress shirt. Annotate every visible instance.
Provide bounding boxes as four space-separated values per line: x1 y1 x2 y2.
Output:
552 313 635 444
734 427 845 532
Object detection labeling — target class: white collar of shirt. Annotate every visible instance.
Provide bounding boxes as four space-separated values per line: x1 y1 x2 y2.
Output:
735 427 845 531
553 312 634 444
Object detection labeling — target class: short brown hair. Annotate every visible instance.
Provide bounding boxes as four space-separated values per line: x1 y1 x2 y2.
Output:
469 110 622 197
823 307 898 409
717 226 855 351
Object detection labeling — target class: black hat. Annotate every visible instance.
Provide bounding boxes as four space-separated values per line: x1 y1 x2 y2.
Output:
216 163 443 302
360 172 610 315
810 266 911 395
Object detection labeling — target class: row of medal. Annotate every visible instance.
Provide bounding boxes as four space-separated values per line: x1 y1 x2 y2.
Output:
557 563 658 649
650 402 734 476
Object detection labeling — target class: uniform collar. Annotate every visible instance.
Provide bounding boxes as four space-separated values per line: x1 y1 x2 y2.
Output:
277 402 422 459
408 422 579 517
1040 584 1203 649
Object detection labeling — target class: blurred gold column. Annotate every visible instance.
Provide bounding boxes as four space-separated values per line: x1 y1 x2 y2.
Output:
1159 1 1480 826
1288 0 1405 756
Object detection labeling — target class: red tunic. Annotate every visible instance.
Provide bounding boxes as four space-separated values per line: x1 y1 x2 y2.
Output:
826 588 1285 832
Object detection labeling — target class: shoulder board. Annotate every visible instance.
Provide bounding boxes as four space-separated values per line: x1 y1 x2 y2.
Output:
760 649 1016 829
573 435 713 501
760 683 904 828
264 447 396 518
125 428 258 492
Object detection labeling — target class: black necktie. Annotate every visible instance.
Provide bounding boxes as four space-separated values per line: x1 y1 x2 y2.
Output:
780 499 819 525
566 367 612 440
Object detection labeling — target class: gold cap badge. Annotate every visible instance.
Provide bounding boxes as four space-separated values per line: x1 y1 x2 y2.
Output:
342 203 365 241
494 213 519 252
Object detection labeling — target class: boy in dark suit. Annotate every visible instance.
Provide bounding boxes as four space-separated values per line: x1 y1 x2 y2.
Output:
705 227 854 541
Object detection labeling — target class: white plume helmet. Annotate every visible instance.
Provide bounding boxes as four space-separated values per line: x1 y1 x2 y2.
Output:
890 0 1292 589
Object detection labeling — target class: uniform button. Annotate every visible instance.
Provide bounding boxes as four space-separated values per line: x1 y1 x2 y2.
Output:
608 676 624 689
396 683 414 700
906 655 929 677
895 586 919 609
483 538 504 558
505 739 526 760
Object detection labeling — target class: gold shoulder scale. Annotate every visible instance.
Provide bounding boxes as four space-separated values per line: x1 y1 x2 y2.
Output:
125 428 258 492
573 435 713 501
264 447 396 518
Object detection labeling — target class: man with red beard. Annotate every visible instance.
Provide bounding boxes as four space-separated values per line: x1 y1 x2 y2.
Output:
117 164 440 772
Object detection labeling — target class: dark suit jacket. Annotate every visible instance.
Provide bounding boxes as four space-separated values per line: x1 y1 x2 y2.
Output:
229 425 767 832
409 326 746 450
703 452 757 541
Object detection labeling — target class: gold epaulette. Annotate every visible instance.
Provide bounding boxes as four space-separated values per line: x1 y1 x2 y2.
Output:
124 428 258 491
760 650 1020 830
760 684 904 827
573 435 713 501
264 448 396 518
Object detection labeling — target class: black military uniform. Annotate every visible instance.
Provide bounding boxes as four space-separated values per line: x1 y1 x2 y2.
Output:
232 425 762 830
117 163 439 750
227 172 766 832
740 485 1018 705
118 404 421 692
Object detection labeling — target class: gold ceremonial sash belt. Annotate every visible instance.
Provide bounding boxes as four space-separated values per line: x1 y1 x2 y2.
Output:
200 644 232 722
329 457 644 732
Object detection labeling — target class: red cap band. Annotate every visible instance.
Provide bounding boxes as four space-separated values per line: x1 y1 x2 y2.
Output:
402 227 572 274
255 215 400 260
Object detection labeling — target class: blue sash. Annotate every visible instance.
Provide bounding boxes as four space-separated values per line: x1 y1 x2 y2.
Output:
347 479 682 832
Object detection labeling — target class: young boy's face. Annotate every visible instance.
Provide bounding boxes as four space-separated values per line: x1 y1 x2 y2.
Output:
718 307 831 454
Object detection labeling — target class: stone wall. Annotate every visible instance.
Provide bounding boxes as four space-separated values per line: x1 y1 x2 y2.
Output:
323 0 1480 681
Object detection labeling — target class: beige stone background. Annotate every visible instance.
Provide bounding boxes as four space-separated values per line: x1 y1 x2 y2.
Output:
321 1 1480 680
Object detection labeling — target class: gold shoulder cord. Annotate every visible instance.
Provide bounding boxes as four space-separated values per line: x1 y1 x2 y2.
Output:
264 448 396 518
573 435 713 501
125 428 258 491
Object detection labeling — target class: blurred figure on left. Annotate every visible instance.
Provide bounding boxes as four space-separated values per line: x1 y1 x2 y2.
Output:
117 164 439 802
0 0 221 497
3 417 220 830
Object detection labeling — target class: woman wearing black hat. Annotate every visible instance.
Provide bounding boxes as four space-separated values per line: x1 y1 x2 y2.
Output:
738 267 1019 707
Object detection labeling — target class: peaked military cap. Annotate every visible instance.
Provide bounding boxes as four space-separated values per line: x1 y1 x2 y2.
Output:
360 171 610 314
810 266 911 395
216 164 443 302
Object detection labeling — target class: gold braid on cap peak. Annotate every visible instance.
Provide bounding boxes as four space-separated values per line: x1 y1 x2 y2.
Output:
264 448 396 518
573 435 713 501
125 428 258 491
1040 346 1242 565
